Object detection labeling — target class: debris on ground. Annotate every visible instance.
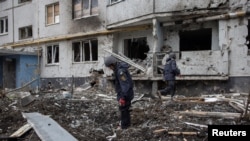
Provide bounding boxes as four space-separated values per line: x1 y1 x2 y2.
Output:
0 86 250 141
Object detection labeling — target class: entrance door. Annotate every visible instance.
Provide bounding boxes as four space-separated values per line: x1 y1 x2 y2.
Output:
3 58 16 89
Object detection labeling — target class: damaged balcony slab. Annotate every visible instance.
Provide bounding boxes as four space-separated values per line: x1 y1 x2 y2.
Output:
22 112 78 141
104 49 146 73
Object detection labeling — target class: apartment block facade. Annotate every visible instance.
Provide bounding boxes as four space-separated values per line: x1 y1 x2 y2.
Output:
0 0 250 95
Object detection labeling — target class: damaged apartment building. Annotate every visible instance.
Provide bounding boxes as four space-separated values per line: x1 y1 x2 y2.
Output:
0 0 250 95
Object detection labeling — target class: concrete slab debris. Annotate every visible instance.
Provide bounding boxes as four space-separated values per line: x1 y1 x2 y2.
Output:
21 95 35 107
22 112 78 141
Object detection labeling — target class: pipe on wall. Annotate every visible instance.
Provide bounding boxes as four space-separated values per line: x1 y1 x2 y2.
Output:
163 10 249 26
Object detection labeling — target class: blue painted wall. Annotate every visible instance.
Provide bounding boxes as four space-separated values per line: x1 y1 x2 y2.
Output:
17 55 38 88
0 55 38 90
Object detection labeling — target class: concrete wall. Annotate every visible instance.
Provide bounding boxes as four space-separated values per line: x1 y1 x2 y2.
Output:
106 0 230 26
38 0 107 38
0 0 14 45
162 21 229 76
40 35 113 78
155 0 228 13
13 1 37 42
106 0 153 26
225 18 250 76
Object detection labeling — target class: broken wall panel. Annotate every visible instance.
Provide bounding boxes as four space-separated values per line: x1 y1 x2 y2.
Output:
178 50 229 76
225 18 250 76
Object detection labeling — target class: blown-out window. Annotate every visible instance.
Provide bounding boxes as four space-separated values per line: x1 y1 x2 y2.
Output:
47 45 59 64
179 28 212 51
73 39 98 62
19 26 32 40
46 3 59 25
0 17 8 34
73 0 98 19
124 37 149 60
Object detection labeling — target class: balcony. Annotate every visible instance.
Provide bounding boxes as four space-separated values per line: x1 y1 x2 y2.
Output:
106 0 229 28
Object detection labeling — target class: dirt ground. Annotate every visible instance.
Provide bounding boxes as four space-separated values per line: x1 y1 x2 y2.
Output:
0 86 250 141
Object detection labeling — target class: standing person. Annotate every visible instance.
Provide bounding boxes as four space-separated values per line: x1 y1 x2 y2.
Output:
104 55 134 129
157 52 180 100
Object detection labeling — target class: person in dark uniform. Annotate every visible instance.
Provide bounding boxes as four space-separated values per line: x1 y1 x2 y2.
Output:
104 55 134 129
157 52 180 99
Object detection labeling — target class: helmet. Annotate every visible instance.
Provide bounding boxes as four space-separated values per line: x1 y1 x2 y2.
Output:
169 52 176 59
104 55 117 67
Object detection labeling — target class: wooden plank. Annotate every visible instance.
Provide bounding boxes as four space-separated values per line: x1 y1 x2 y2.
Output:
10 123 32 137
176 110 241 119
168 131 198 135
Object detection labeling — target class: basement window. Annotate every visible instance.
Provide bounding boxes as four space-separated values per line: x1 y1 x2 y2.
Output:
179 28 212 51
47 45 59 64
0 17 8 35
124 37 149 60
73 0 98 19
46 2 59 25
19 26 32 40
72 39 98 62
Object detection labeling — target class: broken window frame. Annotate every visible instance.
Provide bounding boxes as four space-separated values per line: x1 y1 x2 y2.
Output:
46 44 59 65
72 39 98 62
46 2 60 25
123 37 149 60
19 26 32 40
18 0 31 4
72 0 98 19
0 17 8 35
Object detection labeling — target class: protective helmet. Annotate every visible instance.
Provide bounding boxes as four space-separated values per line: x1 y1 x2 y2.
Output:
104 55 117 67
169 52 176 59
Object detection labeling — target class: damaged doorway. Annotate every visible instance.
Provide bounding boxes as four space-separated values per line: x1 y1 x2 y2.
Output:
179 28 212 51
3 58 16 89
124 37 149 60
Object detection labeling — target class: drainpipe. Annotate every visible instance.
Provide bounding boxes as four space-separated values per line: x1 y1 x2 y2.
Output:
37 2 41 92
12 0 14 43
163 10 250 26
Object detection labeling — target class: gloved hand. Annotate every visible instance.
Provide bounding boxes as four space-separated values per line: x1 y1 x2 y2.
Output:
119 98 126 106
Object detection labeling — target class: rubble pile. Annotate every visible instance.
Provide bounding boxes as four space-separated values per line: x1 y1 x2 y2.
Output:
0 88 249 141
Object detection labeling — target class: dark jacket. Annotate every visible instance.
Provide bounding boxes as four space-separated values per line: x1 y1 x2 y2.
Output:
163 58 180 81
114 62 134 101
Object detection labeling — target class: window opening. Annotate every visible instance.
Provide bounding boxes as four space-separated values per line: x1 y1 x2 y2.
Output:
247 20 250 55
179 28 212 51
46 3 59 25
73 0 98 19
124 37 149 60
73 39 98 62
47 45 59 64
18 0 31 4
0 17 8 34
19 26 32 39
